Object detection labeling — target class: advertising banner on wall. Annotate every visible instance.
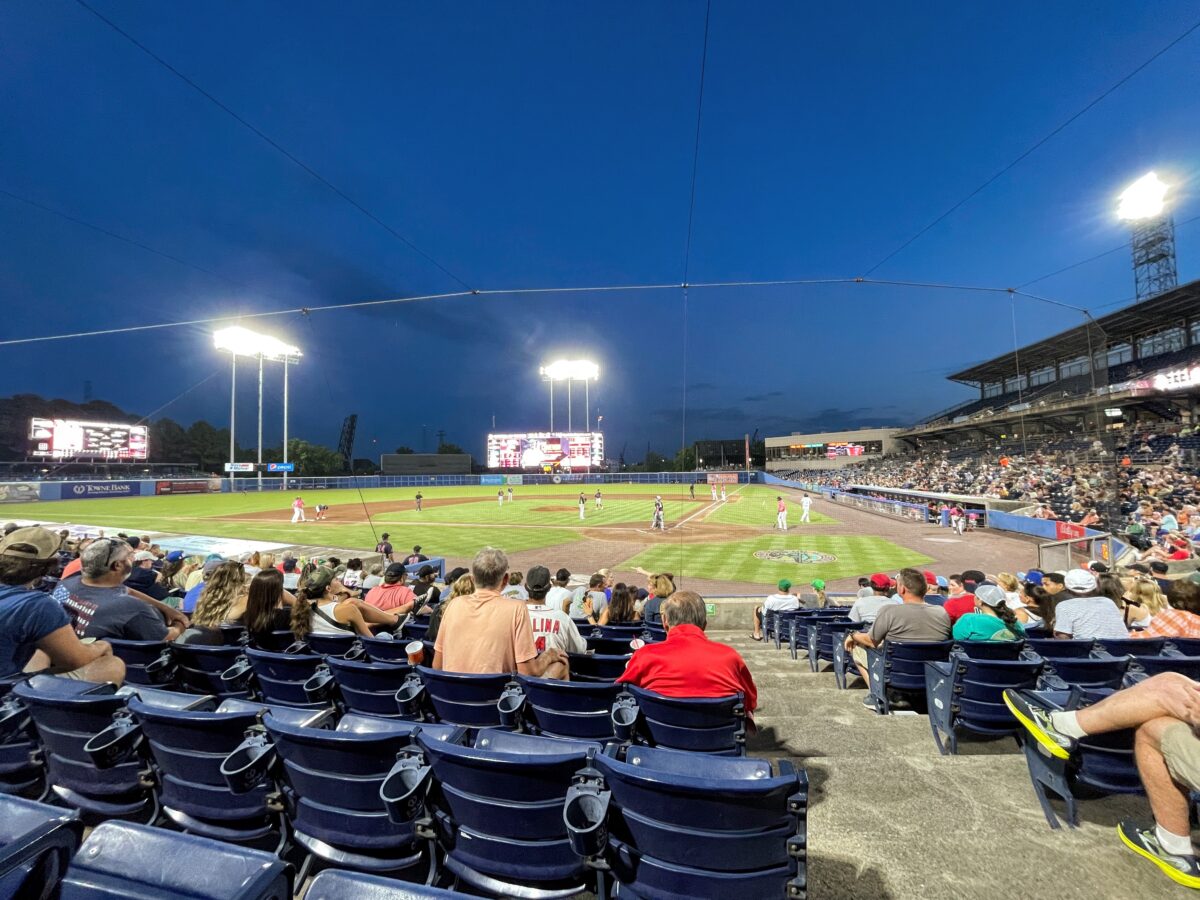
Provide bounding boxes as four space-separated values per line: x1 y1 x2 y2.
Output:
0 483 41 504
61 481 140 499
480 474 505 485
1055 521 1087 541
155 479 220 495
506 475 524 485
706 473 739 485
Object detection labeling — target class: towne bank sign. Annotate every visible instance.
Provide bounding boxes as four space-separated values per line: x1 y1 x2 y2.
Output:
67 481 138 498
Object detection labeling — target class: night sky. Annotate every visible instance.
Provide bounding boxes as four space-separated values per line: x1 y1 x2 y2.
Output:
1 1 1198 461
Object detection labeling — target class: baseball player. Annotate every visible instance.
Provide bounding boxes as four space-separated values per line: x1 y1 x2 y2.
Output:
720 485 727 502
578 492 587 520
651 495 665 530
414 492 423 512
775 496 788 530
594 489 603 510
290 496 306 523
710 483 718 502
498 490 505 508
507 487 514 503
800 493 812 523
689 483 696 500
314 503 329 520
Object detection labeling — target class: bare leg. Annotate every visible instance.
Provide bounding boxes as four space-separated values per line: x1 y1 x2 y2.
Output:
752 607 763 639
1076 673 1199 735
1135 717 1192 838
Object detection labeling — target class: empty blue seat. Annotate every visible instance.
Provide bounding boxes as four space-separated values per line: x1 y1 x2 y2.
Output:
401 621 430 643
305 632 360 657
307 869 470 898
953 640 1025 660
564 745 807 899
105 639 174 686
224 709 458 882
244 648 330 708
325 656 413 717
248 629 299 653
568 653 630 683
1026 638 1092 658
0 675 45 797
1167 637 1200 656
1039 656 1130 690
385 729 598 895
865 640 955 714
585 635 636 656
594 624 643 641
401 668 510 727
642 625 667 643
1128 653 1200 681
361 635 416 664
1097 637 1164 657
503 676 623 740
172 644 253 698
805 619 860 683
57 820 290 899
0 794 82 899
613 685 746 755
924 653 1044 755
772 611 805 651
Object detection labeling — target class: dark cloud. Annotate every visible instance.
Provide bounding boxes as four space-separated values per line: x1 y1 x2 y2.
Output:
741 390 785 402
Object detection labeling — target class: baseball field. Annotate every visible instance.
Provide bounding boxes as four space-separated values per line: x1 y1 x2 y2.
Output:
0 483 933 590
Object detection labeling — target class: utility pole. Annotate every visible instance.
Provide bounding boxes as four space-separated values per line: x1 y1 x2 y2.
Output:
437 429 446 451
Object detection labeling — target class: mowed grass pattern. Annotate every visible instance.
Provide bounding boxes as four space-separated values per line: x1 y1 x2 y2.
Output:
626 534 934 587
704 490 836 527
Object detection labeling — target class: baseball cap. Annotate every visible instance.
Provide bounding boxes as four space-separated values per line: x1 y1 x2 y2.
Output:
384 563 407 582
305 568 335 592
1020 571 1044 586
202 557 224 576
133 550 156 562
974 584 1007 608
165 550 184 562
1063 569 1097 593
923 570 937 586
810 579 825 590
0 526 60 561
417 564 435 578
526 565 552 592
869 573 892 590
936 575 949 588
777 579 792 592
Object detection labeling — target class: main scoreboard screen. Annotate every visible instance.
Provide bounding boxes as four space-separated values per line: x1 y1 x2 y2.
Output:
486 432 604 469
28 418 149 460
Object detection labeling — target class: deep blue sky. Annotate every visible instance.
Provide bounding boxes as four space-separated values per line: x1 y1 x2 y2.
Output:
2 1 1198 461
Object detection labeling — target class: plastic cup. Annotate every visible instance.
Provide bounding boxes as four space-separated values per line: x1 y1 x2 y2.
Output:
629 638 646 651
406 641 425 666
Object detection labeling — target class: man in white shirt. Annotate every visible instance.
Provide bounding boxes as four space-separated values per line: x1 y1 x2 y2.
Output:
848 573 902 624
800 494 812 523
523 566 587 657
1053 569 1129 640
752 579 800 641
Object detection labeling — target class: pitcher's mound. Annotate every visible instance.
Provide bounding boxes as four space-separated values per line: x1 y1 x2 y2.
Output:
534 505 580 513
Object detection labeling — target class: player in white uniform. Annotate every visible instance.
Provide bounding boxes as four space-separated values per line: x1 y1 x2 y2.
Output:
710 484 718 502
507 487 514 503
594 489 603 510
800 493 812 523
498 490 504 508
651 496 665 530
720 485 727 502
578 493 587 520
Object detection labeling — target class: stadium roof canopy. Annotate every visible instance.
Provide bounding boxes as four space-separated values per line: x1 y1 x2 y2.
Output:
948 278 1200 386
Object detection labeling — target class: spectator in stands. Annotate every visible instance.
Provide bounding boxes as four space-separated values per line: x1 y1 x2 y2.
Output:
600 583 640 626
281 557 301 591
125 550 169 601
1149 560 1172 594
1042 571 1067 598
2 523 18 537
546 568 572 612
923 571 946 607
855 577 873 599
1131 580 1200 639
751 579 800 641
996 572 1022 608
361 563 384 592
847 573 900 624
291 567 402 641
618 590 757 718
570 574 609 623
158 552 190 592
1052 569 1129 640
944 574 984 621
1004 674 1200 888
238 569 295 644
243 552 262 577
184 555 219 592
639 573 674 626
341 558 364 590
501 570 528 601
411 565 440 608
426 572 474 644
181 557 224 614
363 563 418 615
433 547 567 677
809 578 828 609
54 538 184 642
846 568 951 694
0 526 124 683
951 583 1024 642
176 561 249 645
523 565 587 657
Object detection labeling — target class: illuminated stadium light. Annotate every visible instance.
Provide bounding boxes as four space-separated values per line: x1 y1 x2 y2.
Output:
1116 172 1169 221
213 326 302 489
539 359 599 381
1116 171 1177 302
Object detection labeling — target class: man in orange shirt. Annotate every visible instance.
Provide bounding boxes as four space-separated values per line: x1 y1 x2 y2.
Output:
617 590 757 716
433 547 567 678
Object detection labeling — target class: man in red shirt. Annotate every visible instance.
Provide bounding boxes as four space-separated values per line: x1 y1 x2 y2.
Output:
942 573 976 623
617 590 757 716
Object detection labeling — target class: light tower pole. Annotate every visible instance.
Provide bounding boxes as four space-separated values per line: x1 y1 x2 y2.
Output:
1117 172 1177 302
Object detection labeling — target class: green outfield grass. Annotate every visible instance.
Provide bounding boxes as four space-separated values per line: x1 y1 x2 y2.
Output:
625 534 933 588
703 492 836 527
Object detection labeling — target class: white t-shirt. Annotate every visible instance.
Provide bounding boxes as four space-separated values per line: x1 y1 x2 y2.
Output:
525 604 587 654
341 570 363 589
763 592 800 613
546 586 572 613
1052 596 1129 640
848 594 901 624
362 574 383 591
502 584 529 601
801 497 812 509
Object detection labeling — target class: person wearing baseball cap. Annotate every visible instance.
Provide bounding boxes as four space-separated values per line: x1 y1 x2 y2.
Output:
1051 568 1129 640
923 571 947 607
808 578 828 609
847 574 902 625
0 526 125 683
751 579 799 641
951 583 1025 642
523 565 587 655
125 549 170 602
363 563 418 614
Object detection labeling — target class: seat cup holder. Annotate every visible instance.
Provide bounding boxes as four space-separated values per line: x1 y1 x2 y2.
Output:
379 755 431 823
303 667 335 703
564 783 611 858
497 686 524 728
221 734 274 794
145 651 176 685
395 674 424 717
220 657 253 689
83 716 140 768
611 697 638 741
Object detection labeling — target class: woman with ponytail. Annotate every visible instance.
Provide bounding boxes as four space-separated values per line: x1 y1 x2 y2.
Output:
951 583 1025 642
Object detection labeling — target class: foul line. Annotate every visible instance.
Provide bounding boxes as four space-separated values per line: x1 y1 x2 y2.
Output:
669 484 746 531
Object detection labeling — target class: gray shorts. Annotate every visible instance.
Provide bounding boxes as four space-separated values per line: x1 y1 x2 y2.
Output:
1162 723 1200 792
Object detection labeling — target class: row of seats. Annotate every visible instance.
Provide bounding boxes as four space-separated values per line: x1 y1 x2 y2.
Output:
0 676 803 898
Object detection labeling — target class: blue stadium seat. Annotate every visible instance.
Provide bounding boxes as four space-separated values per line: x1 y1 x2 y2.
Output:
594 624 643 641
1026 638 1092 658
307 869 470 898
953 640 1026 660
807 619 861 684
400 668 510 727
248 629 300 653
1127 653 1200 681
384 729 598 896
0 675 46 798
567 652 630 683
401 621 430 643
585 635 636 656
57 820 291 899
564 745 807 899
222 709 460 883
305 632 359 657
865 640 955 714
243 648 330 708
924 653 1044 755
1038 655 1130 690
87 693 329 848
1096 637 1164 657
12 677 205 821
325 656 413 717
502 676 623 740
1167 637 1200 656
105 639 175 686
218 624 249 646
0 794 82 899
172 644 254 698
360 635 416 663
642 624 668 643
612 685 746 755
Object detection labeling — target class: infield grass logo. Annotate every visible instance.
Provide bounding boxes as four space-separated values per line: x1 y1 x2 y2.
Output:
754 549 838 565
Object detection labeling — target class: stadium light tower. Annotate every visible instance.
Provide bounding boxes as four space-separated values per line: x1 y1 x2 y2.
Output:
1117 171 1177 302
539 359 599 432
213 326 302 490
